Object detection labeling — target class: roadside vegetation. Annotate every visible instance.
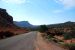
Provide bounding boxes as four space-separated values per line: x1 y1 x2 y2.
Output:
38 25 75 50
0 31 14 39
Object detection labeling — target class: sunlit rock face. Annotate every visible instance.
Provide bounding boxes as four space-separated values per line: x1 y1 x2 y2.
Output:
0 8 13 27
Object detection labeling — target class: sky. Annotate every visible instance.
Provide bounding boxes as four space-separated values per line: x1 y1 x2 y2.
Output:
0 0 75 25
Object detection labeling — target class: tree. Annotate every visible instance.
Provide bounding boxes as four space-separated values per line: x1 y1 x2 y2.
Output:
39 25 48 33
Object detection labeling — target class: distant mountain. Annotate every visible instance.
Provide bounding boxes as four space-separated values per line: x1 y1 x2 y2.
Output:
14 21 35 28
48 21 75 28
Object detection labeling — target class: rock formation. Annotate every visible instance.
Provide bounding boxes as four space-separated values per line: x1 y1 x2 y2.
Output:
0 8 13 27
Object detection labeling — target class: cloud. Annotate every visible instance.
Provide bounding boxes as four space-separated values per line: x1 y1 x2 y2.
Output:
2 0 26 4
55 0 75 8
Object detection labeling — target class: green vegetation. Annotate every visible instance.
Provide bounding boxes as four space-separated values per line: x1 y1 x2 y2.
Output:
63 30 75 40
63 43 75 50
38 22 75 50
46 34 54 40
63 33 72 40
38 25 48 33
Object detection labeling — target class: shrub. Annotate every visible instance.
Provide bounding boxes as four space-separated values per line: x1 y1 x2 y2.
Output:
38 25 48 33
0 31 4 39
53 39 58 43
63 30 75 40
0 31 14 39
63 43 75 50
63 33 72 40
4 31 14 37
55 32 65 36
47 34 54 39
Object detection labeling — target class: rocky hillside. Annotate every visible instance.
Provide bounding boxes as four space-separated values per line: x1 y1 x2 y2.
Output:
0 8 29 39
48 21 75 28
0 8 13 27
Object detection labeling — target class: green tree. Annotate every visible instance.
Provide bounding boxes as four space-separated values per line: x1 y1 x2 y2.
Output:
39 25 48 33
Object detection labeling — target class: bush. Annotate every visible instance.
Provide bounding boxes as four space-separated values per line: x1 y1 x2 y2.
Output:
56 32 64 36
47 34 54 39
63 43 75 50
0 31 14 39
53 39 58 43
0 31 4 39
63 33 72 40
4 31 14 37
63 30 75 40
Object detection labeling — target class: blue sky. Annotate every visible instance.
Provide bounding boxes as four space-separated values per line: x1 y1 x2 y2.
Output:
0 0 75 25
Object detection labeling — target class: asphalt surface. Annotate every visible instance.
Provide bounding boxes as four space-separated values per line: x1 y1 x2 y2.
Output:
0 31 37 50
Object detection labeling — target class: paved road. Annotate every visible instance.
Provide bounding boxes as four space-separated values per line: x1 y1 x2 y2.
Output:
0 31 37 50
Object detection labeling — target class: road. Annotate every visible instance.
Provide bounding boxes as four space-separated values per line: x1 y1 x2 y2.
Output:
0 31 37 50
0 31 67 50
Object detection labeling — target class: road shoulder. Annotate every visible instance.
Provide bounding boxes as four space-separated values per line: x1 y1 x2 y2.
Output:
35 32 67 50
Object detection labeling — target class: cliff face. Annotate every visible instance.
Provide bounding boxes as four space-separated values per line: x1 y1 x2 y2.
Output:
0 8 13 27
